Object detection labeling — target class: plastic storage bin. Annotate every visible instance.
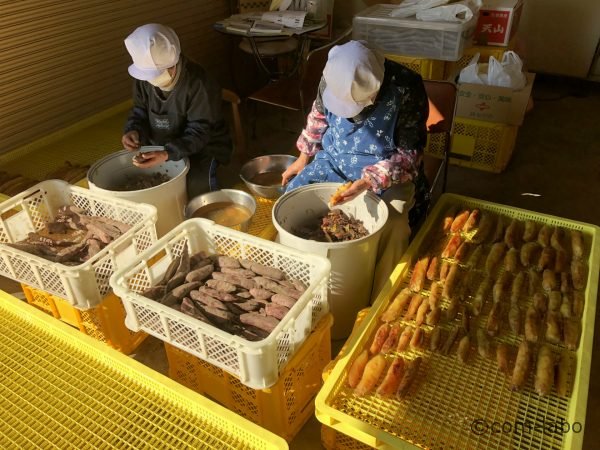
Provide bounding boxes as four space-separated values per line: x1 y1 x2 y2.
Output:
315 193 599 450
0 291 288 450
449 117 519 173
385 54 446 80
0 179 157 309
166 313 333 442
88 149 189 238
353 4 477 61
272 183 388 340
21 283 146 354
111 218 331 389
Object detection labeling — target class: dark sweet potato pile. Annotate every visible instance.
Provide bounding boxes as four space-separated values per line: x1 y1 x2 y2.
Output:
143 247 308 341
4 205 131 265
294 209 369 242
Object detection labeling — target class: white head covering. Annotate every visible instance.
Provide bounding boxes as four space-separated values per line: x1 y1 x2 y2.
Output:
124 23 181 81
322 41 385 118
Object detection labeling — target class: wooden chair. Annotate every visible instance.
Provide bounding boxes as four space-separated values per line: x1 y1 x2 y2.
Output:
246 27 353 137
222 88 247 163
422 80 457 209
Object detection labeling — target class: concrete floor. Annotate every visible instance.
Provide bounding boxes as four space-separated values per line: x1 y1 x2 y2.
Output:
219 73 600 449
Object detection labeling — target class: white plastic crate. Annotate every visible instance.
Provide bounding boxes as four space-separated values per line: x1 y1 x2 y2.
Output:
0 180 157 309
353 4 476 61
110 218 331 389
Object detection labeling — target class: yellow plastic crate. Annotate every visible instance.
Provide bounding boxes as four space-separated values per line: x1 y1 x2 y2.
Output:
448 117 519 173
322 307 371 384
385 54 446 80
321 308 372 450
316 193 599 450
424 132 449 161
321 424 373 450
22 283 146 355
165 314 333 442
0 291 287 450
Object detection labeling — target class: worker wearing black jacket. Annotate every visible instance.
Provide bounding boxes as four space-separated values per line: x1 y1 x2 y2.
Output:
122 23 232 197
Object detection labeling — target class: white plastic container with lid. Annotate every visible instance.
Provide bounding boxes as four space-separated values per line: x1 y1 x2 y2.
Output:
87 149 189 237
272 183 389 339
353 4 477 61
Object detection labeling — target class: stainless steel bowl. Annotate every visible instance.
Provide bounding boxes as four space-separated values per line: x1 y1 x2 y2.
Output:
240 154 297 199
185 189 256 232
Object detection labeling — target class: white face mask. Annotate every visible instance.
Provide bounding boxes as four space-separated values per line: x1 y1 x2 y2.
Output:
148 70 174 90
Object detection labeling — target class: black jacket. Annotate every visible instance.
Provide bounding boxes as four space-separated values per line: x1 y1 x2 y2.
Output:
124 56 232 165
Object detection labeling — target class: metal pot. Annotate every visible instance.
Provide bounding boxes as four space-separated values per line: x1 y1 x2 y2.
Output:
185 189 256 232
239 154 297 199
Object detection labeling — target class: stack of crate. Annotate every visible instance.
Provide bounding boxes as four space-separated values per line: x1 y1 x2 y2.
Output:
0 181 158 355
165 313 334 443
445 0 527 173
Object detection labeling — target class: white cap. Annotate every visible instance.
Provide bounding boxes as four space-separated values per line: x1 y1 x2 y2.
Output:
124 24 181 81
322 41 385 118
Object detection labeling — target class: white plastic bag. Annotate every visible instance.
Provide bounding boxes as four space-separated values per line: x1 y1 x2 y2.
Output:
458 53 488 84
489 51 526 89
416 0 480 23
459 51 526 89
389 0 450 18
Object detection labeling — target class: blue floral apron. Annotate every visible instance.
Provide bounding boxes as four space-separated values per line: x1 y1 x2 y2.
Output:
286 79 401 193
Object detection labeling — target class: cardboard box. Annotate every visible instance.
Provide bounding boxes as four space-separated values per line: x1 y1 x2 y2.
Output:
454 72 535 125
474 0 523 46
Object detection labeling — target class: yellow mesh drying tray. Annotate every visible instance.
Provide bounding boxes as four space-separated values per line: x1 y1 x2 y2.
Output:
234 182 277 241
0 292 287 450
315 193 599 450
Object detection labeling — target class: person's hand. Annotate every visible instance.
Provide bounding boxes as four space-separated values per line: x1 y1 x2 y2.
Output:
132 150 169 168
281 153 310 186
334 178 371 205
122 131 141 151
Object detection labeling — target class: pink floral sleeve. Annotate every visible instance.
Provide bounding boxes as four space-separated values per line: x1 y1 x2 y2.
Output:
296 101 328 156
362 150 422 192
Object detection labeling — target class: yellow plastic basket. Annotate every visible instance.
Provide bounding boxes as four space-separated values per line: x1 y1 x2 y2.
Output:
21 283 146 355
165 314 333 442
316 193 599 450
321 309 372 450
321 424 373 450
0 291 288 450
385 54 446 80
449 117 519 173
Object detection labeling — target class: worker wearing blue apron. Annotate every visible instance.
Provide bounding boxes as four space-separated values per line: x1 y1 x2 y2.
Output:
283 40 429 299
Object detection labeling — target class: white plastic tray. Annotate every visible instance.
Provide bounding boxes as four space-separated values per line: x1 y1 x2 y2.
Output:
110 218 331 389
0 180 158 309
353 4 476 61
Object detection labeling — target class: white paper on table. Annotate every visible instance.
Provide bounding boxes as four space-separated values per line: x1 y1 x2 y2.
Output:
250 20 284 33
262 10 307 29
